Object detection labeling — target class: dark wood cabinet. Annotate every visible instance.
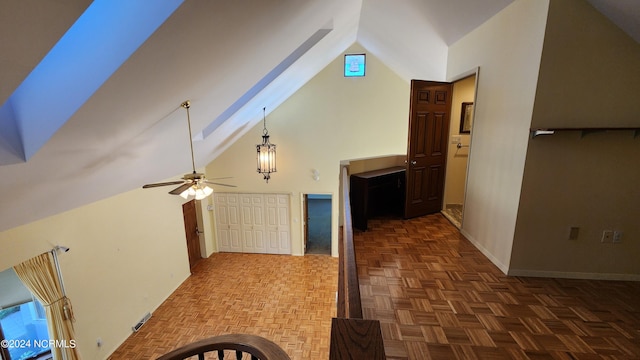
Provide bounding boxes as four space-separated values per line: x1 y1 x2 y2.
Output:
350 166 405 231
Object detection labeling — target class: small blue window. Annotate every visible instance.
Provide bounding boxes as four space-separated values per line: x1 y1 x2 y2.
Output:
344 54 366 77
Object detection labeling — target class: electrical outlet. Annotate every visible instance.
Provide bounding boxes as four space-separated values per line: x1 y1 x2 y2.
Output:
601 230 613 243
568 227 580 240
613 231 623 243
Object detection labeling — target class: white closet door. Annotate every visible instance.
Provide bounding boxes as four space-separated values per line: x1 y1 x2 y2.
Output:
215 193 242 252
264 194 291 254
276 194 291 254
265 195 280 254
251 195 267 253
240 194 267 253
215 193 291 254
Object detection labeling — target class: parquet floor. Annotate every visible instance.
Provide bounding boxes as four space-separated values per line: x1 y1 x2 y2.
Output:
109 214 639 360
109 253 338 360
355 214 640 360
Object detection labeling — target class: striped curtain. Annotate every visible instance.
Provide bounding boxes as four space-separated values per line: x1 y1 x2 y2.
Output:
13 252 81 360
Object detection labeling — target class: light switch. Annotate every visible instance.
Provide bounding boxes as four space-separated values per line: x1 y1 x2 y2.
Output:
451 135 461 144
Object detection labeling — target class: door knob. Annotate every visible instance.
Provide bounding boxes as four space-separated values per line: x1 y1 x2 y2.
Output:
411 160 417 165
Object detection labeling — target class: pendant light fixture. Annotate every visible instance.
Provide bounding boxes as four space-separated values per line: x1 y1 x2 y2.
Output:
256 107 276 183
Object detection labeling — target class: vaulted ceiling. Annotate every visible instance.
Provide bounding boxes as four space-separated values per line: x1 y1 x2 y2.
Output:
0 0 638 232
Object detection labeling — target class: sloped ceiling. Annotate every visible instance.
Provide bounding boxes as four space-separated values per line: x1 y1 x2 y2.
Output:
0 0 638 232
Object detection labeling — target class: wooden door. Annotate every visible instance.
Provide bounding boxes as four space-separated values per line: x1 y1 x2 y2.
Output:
404 80 452 218
182 199 202 269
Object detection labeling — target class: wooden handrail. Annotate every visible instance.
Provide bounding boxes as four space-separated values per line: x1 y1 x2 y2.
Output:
155 334 290 360
330 166 385 360
330 318 385 360
338 166 362 319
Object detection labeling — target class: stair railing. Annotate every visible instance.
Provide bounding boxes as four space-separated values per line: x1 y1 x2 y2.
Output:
155 333 291 360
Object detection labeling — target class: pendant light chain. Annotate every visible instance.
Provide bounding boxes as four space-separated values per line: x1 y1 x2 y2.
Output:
262 107 269 136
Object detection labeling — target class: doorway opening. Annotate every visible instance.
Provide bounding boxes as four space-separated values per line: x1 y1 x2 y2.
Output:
304 194 332 255
442 73 477 229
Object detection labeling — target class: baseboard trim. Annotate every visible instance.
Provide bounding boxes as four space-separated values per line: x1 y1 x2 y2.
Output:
458 229 640 281
440 210 461 229
508 269 640 281
459 229 509 275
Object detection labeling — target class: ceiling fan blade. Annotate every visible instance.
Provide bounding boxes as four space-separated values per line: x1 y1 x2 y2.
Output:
143 181 185 189
169 182 193 195
206 176 233 181
203 181 237 187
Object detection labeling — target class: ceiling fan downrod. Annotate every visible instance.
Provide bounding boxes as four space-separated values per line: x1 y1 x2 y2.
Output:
181 100 197 175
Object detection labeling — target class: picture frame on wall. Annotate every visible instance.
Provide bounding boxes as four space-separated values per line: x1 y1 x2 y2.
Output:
459 102 474 134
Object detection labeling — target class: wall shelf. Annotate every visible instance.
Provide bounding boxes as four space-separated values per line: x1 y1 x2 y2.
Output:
530 127 640 139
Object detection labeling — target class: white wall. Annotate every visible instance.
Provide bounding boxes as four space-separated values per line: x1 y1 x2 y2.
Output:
0 188 191 359
205 42 410 257
446 0 550 272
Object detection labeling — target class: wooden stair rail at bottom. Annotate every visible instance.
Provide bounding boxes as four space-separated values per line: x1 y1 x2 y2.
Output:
329 318 386 360
333 167 386 359
155 334 291 360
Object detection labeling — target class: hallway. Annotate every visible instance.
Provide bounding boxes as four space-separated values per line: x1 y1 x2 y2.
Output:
306 195 332 255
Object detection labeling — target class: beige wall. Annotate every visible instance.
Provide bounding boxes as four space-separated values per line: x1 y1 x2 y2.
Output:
529 0 640 128
0 188 191 359
205 42 410 257
446 0 550 272
510 0 640 279
443 74 476 207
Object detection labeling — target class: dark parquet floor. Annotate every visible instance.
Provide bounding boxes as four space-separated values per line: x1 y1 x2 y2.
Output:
354 214 640 360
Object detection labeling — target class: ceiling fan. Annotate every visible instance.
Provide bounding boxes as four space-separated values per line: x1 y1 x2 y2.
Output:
142 100 235 200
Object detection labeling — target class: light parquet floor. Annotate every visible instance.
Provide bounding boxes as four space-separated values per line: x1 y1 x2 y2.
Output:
354 214 640 360
109 253 338 360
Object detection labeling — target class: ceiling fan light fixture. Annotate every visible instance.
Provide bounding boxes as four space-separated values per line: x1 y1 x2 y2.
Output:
142 100 235 198
179 187 194 199
196 185 213 200
179 182 213 200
